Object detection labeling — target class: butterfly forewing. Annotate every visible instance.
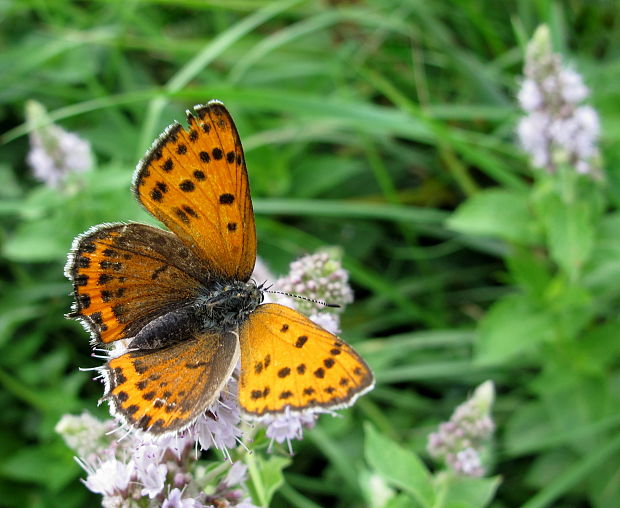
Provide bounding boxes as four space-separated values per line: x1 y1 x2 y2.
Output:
238 303 374 416
66 223 208 344
132 101 256 282
104 330 240 434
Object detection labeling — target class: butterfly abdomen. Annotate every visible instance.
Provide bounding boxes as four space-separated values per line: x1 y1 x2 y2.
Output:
127 305 199 350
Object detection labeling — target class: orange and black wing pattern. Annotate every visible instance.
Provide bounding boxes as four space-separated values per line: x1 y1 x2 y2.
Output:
238 303 374 416
103 330 239 433
132 101 256 282
65 223 206 344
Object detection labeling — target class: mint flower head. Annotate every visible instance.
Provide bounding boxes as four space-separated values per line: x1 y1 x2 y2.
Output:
57 411 257 507
260 409 317 454
427 381 496 477
274 248 353 327
55 412 119 465
25 100 93 189
516 25 601 177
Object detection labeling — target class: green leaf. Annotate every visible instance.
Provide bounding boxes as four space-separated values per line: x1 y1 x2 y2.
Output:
521 432 620 508
385 494 420 508
503 401 560 457
245 453 290 507
475 293 554 364
585 213 620 292
2 218 71 262
364 423 434 507
359 467 397 508
446 189 538 245
506 247 552 300
0 443 78 492
535 191 594 281
436 473 501 508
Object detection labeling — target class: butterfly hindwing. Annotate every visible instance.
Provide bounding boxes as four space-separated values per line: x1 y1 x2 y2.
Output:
66 223 207 344
238 303 374 416
104 330 240 434
132 101 256 282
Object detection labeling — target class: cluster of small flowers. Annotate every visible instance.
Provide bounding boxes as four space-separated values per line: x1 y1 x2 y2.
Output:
56 412 256 507
259 409 317 454
426 381 495 477
188 375 244 455
25 100 93 188
517 25 601 177
56 411 120 467
274 248 353 335
59 250 355 504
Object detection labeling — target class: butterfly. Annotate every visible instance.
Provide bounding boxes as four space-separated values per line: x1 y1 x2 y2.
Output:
65 101 374 435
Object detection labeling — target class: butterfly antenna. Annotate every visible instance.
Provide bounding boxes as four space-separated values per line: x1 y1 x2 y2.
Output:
264 289 341 309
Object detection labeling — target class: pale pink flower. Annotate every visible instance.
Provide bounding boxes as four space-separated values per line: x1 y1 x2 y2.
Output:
261 410 317 452
449 448 484 477
163 488 202 508
25 100 93 188
82 458 134 497
223 462 249 487
191 377 243 454
427 381 495 476
516 25 601 177
275 249 353 316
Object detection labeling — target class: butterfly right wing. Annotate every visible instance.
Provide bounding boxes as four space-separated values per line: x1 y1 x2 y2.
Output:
238 304 374 416
132 101 256 282
65 222 208 344
103 330 240 434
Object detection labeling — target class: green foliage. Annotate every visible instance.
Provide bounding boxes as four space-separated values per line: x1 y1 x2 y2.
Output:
245 454 291 507
447 189 540 245
1 0 620 507
364 423 434 506
363 424 500 508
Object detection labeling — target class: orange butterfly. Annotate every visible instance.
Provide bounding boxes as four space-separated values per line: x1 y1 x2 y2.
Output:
65 101 374 434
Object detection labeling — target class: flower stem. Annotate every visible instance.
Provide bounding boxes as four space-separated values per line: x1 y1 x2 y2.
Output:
244 449 267 507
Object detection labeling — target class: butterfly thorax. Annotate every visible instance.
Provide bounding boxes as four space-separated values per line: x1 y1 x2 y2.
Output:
126 281 262 351
195 280 263 332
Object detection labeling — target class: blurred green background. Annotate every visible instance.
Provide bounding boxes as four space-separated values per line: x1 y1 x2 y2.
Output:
2 1 620 507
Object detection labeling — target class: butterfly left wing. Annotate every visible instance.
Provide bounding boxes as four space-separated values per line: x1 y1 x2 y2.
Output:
103 330 239 434
238 303 374 416
66 223 208 345
132 101 256 282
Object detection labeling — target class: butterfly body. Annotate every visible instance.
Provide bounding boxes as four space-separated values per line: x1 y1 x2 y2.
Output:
127 280 263 350
66 101 374 434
